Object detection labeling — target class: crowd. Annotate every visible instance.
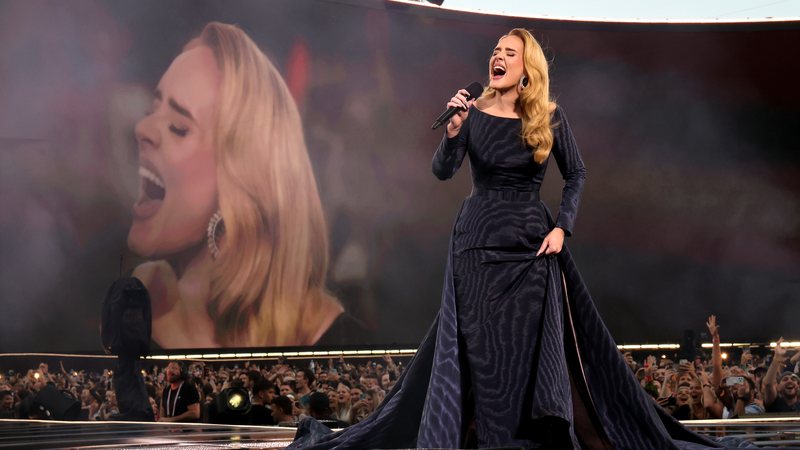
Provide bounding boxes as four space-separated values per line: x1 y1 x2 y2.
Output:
0 354 403 425
633 315 800 420
1 316 798 425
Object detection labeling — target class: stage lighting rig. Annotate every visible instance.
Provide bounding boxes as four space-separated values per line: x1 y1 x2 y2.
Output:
223 388 250 412
210 387 252 424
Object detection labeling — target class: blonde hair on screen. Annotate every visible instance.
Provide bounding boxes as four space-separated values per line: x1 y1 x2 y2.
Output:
194 22 340 346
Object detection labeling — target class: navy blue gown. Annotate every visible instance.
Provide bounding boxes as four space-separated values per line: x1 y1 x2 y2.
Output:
290 106 753 449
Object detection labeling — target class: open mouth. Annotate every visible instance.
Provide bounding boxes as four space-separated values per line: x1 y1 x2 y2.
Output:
139 166 165 201
132 164 166 220
492 64 506 78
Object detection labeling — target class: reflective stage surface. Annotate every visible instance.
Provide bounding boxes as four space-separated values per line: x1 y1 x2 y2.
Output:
0 419 297 449
3 417 800 448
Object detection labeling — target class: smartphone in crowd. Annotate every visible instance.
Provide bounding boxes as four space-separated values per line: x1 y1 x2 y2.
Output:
725 376 745 386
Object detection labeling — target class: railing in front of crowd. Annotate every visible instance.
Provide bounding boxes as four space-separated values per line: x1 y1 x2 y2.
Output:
683 416 800 447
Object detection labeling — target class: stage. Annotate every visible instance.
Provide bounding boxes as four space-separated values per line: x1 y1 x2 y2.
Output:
0 419 298 449
3 417 800 449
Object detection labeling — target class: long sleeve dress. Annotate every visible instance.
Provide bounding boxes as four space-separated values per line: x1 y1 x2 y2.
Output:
289 106 757 449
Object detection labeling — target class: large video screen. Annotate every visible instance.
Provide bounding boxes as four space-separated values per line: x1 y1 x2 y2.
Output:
1 0 797 352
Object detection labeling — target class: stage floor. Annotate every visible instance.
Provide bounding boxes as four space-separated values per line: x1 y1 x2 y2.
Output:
0 419 297 449
4 417 800 448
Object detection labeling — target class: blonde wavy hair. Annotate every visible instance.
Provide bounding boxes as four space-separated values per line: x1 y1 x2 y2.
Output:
193 22 340 346
483 28 556 164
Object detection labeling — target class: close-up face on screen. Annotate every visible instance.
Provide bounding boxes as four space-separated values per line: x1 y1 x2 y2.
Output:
0 0 797 352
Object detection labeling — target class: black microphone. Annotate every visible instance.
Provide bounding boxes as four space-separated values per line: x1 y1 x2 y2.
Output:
431 82 484 130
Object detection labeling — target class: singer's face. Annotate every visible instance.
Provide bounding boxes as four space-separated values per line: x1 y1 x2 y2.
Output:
488 35 525 91
128 46 220 259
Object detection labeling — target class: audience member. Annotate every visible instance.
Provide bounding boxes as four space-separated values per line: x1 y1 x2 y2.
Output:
334 382 353 425
159 361 200 422
671 383 693 420
763 338 800 413
280 382 296 397
242 370 261 400
308 391 348 428
87 390 104 421
728 376 764 418
0 391 15 419
250 379 276 425
295 368 315 408
148 396 159 421
271 395 295 425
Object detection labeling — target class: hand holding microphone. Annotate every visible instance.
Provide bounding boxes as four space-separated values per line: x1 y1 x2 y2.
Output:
444 89 474 138
431 82 484 134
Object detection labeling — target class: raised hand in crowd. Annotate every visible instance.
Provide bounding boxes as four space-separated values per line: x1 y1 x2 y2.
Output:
678 361 696 376
763 337 788 408
732 376 763 418
740 349 754 368
705 315 719 340
660 368 677 399
706 315 723 388
790 348 800 366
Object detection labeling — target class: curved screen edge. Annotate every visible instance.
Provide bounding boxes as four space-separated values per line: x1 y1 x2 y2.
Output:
389 0 800 24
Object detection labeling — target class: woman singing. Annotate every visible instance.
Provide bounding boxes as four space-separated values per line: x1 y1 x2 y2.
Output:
129 22 341 348
291 29 732 450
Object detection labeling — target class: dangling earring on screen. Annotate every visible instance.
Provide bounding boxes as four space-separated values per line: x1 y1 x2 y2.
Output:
207 210 225 260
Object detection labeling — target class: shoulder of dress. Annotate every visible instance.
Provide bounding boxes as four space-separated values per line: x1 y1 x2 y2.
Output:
550 103 570 131
552 102 565 118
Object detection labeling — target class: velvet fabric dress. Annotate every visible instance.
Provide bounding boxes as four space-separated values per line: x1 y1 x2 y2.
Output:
289 106 752 449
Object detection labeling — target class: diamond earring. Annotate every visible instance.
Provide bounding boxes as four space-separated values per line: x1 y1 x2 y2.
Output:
207 210 225 259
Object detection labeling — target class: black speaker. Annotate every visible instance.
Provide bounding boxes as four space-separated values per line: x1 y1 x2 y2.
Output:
32 385 81 420
101 277 152 357
679 329 697 361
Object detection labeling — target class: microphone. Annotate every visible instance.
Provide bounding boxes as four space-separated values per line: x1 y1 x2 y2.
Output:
431 82 484 130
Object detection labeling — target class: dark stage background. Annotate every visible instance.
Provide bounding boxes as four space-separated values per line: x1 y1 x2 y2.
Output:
0 0 797 352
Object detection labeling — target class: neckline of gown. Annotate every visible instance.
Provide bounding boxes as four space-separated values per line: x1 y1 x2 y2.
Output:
472 105 521 121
